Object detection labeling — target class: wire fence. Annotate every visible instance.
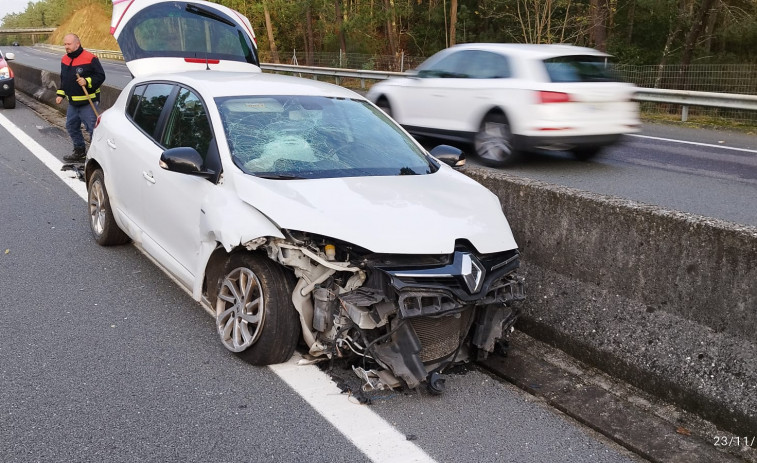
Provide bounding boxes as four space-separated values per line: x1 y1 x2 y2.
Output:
261 50 757 127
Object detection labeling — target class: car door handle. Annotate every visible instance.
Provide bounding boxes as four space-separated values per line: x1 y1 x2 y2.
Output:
142 171 155 184
107 139 116 149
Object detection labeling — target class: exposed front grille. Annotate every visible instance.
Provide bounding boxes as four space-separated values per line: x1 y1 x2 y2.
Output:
409 308 473 362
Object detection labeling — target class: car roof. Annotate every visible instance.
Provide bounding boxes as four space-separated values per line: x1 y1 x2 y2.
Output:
131 70 365 100
448 43 611 59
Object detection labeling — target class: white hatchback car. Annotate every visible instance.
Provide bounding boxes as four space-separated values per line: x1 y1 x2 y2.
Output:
367 43 640 166
87 0 524 392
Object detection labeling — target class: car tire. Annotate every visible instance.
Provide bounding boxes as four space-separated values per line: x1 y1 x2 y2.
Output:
376 97 393 117
474 113 518 166
215 252 300 365
572 146 602 161
87 169 131 246
3 94 15 109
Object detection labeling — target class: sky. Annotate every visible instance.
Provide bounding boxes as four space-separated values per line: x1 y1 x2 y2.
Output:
0 0 32 24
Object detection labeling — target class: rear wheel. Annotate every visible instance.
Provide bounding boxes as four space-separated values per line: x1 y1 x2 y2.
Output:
572 146 602 161
474 113 518 166
3 94 15 109
87 169 130 246
215 252 300 365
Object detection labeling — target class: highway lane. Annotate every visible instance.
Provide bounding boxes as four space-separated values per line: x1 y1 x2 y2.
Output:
10 45 757 226
0 100 645 461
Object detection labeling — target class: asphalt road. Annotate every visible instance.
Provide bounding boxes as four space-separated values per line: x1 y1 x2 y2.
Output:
10 45 757 226
0 100 647 461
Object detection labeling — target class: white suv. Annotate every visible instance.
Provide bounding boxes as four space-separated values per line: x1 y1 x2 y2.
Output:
86 0 524 393
367 43 640 166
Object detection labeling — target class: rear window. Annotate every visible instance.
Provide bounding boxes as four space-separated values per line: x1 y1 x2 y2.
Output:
118 2 258 67
543 55 621 83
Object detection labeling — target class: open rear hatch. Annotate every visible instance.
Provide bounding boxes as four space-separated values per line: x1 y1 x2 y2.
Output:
111 0 261 77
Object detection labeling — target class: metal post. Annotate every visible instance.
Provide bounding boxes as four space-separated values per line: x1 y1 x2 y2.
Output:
681 105 689 122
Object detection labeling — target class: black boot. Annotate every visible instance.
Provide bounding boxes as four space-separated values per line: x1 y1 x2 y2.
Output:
63 146 86 163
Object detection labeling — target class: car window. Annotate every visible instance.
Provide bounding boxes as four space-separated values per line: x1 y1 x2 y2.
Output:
417 51 467 78
543 55 621 82
131 83 174 138
217 95 437 179
126 84 146 118
118 1 258 67
162 88 212 159
466 51 511 79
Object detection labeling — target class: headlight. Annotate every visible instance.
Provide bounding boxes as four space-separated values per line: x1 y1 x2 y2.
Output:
0 66 10 79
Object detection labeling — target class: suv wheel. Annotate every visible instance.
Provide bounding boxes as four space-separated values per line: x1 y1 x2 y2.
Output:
3 94 15 109
474 113 518 166
572 146 602 161
376 97 393 117
215 252 300 365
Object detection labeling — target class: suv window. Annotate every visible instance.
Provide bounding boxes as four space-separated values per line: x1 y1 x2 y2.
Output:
417 50 510 79
131 83 174 138
543 55 621 83
162 88 212 159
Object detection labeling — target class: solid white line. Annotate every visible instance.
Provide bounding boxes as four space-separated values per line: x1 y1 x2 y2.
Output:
270 355 437 463
0 113 87 200
628 133 757 153
0 111 437 463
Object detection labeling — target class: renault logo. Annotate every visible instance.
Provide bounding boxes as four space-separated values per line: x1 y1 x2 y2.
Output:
461 253 485 293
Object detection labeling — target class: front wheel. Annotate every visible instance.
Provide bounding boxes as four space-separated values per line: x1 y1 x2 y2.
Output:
215 252 300 365
87 169 130 246
473 113 518 167
375 97 393 118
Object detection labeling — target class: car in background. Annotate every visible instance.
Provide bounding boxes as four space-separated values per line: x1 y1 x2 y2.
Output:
12 41 19 46
86 0 524 393
0 49 16 109
367 43 640 166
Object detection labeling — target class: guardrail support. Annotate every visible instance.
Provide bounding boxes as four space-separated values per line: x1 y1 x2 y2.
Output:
681 105 689 122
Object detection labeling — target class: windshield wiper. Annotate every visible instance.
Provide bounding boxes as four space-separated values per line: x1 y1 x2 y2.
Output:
257 174 306 180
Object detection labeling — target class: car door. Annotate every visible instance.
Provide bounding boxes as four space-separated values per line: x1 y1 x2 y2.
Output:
396 50 513 134
104 82 175 240
138 86 219 287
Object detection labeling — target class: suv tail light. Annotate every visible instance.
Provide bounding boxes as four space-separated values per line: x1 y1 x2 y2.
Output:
538 91 571 104
94 114 102 129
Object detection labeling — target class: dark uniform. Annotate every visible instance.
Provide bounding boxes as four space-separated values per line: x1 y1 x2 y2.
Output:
58 46 105 162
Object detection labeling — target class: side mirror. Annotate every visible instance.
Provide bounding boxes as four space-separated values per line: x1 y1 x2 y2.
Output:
430 145 466 168
160 147 215 178
5 52 15 61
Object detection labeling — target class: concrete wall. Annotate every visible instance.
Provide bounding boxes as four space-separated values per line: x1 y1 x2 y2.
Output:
12 62 757 437
468 170 757 437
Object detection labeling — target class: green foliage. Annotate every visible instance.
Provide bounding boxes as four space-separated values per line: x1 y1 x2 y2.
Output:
3 0 756 65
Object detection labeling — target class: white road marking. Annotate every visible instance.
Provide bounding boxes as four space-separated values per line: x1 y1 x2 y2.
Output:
0 113 88 200
271 355 436 463
628 133 757 154
0 111 437 463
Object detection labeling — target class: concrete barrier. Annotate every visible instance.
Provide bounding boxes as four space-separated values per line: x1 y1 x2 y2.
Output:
11 62 757 437
469 170 757 438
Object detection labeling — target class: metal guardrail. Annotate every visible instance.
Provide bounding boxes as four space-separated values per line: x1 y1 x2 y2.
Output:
34 44 757 121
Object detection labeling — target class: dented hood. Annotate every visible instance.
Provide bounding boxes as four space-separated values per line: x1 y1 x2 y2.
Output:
231 168 517 255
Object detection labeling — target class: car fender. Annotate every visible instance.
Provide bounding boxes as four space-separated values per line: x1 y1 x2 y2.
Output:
199 188 284 253
191 189 285 300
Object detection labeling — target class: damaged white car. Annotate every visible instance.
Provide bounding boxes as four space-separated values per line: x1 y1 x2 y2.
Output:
87 0 524 392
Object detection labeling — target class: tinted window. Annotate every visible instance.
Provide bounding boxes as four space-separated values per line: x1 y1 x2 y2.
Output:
217 95 436 179
163 88 211 159
119 2 258 66
465 51 511 79
132 83 173 137
543 55 621 82
417 51 467 78
126 84 146 118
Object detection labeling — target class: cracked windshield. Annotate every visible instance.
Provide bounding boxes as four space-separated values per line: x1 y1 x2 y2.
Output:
217 95 437 179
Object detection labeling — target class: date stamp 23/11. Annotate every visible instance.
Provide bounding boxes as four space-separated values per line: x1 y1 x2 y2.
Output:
714 436 756 448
